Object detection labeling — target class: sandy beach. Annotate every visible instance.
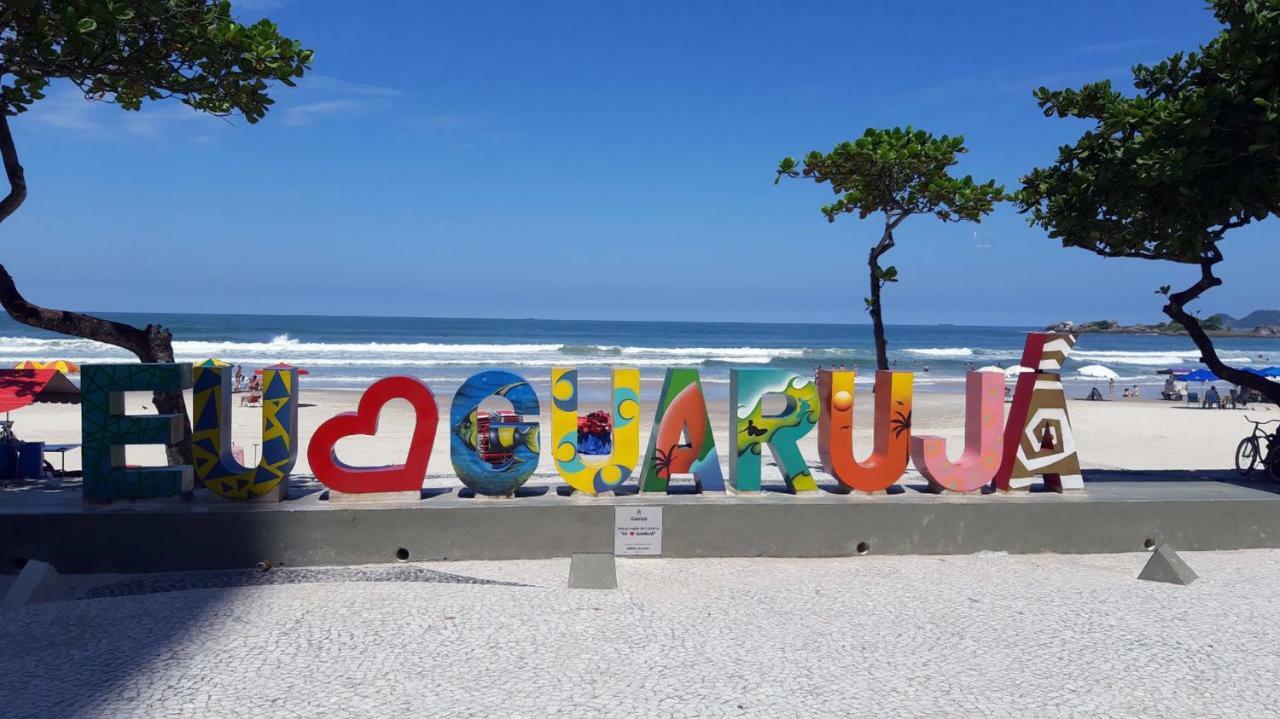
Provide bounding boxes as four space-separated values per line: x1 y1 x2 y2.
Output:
7 384 1271 482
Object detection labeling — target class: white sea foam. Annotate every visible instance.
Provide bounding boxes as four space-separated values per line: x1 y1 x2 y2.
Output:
1071 349 1256 366
2 331 1270 392
0 336 834 366
903 347 975 358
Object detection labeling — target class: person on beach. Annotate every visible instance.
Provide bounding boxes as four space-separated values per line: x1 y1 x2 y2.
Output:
1108 378 1116 396
1203 385 1220 408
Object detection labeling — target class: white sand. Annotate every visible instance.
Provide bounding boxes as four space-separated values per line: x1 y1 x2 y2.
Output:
7 387 1271 478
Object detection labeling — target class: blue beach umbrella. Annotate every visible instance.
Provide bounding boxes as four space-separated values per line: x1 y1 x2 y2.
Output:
1182 368 1219 382
1260 367 1280 378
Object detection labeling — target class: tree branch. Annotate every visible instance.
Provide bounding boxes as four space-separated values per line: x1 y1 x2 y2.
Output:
0 108 27 224
0 264 155 356
1162 243 1280 405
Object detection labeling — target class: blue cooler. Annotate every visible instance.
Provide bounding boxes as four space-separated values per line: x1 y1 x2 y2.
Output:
19 441 44 479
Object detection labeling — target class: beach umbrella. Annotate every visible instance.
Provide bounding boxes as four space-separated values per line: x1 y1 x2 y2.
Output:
1182 368 1219 382
12 359 79 374
255 362 310 376
1077 364 1120 381
975 365 1004 373
43 360 79 374
1004 365 1033 379
1260 367 1280 378
197 358 231 368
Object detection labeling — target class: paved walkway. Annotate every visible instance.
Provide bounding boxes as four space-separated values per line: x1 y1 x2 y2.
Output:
2 551 1279 718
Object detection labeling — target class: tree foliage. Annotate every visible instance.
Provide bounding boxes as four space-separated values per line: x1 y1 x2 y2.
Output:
777 127 1004 369
1017 0 1280 404
1 0 312 121
777 127 1005 225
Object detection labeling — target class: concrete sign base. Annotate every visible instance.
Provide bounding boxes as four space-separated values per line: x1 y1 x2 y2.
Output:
4 560 71 607
569 553 617 589
1138 544 1199 586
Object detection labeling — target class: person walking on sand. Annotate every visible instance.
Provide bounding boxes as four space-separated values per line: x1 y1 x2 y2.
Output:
1108 378 1115 396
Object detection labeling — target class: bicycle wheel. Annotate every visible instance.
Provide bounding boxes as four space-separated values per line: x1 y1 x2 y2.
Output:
1236 437 1259 476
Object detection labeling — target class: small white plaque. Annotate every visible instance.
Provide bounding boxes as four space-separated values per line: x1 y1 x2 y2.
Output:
614 506 663 556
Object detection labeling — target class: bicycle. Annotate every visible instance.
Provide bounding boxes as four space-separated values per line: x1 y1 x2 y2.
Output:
1235 416 1280 480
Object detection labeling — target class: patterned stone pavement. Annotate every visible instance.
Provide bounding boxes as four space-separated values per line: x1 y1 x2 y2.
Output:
3 550 1280 718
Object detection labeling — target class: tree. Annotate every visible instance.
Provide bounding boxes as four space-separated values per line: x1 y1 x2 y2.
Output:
0 1 312 460
1017 0 1280 406
777 127 1005 370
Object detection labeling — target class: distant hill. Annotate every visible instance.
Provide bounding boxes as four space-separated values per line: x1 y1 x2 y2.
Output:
1210 310 1280 329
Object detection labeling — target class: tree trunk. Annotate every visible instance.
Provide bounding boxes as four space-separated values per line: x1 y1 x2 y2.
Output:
0 111 192 466
1163 248 1280 408
866 224 897 371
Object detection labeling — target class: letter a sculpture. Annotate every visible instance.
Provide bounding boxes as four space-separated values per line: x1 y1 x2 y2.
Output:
993 332 1083 492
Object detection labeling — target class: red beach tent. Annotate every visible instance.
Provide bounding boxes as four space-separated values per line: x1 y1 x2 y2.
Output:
0 369 81 414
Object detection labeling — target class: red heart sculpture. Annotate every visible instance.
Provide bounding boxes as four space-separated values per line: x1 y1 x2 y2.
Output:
308 376 438 494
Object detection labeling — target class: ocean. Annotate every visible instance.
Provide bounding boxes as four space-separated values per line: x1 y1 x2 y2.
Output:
1 312 1275 399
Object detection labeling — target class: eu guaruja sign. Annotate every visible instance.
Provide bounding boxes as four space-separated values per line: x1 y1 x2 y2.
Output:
79 332 1082 502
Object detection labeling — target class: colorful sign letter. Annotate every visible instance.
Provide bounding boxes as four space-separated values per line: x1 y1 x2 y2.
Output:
994 333 1084 492
550 368 640 495
450 370 541 497
307 376 438 495
730 369 818 493
911 370 1004 492
191 366 299 500
639 368 724 493
817 370 913 493
81 363 194 500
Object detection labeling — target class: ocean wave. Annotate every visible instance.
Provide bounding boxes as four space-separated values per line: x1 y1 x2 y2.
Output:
1070 350 1256 366
2 332 1269 379
558 344 623 356
0 336 853 365
904 347 975 358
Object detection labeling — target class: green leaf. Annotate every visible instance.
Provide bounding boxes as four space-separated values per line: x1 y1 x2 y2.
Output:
76 17 97 33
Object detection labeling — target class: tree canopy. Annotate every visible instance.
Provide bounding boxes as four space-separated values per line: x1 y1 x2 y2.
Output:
1 0 311 119
778 127 1005 226
1018 0 1278 262
777 127 1004 369
1017 0 1280 404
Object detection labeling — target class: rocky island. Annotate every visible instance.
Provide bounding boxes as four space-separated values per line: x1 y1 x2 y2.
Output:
1046 314 1280 338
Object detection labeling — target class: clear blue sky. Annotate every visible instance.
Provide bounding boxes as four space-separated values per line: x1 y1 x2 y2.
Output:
4 0 1274 325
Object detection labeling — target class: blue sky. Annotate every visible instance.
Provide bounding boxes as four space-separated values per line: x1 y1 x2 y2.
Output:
3 0 1274 325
